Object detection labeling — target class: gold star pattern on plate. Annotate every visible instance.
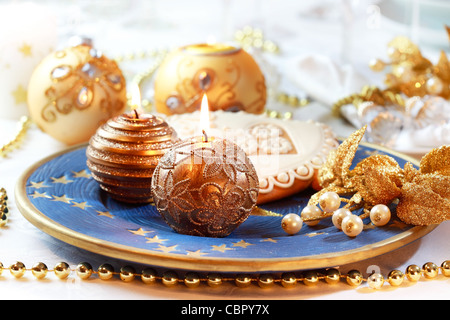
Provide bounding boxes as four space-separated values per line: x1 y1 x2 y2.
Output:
185 249 209 257
128 228 153 236
72 170 91 178
51 194 73 204
261 238 278 243
304 232 327 238
30 191 51 199
232 240 254 248
51 176 74 184
96 210 114 219
29 181 50 189
155 244 178 253
11 84 27 105
211 244 234 253
145 235 168 244
18 43 32 57
71 201 91 210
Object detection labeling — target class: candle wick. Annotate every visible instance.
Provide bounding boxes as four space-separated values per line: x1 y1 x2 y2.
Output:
133 109 139 119
202 130 208 143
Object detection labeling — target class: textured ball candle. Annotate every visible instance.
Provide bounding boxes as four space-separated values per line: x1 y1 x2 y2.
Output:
154 43 266 115
27 42 127 145
151 130 259 237
86 110 179 203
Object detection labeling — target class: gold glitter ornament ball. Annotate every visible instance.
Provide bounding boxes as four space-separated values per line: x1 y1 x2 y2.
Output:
27 42 127 145
154 43 266 115
86 111 179 203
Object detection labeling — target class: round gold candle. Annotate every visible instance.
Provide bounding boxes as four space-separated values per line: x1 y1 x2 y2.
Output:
86 111 179 203
151 131 259 237
154 43 266 115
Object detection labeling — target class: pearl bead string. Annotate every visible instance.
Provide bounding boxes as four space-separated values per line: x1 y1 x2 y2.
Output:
2 260 450 290
281 191 392 237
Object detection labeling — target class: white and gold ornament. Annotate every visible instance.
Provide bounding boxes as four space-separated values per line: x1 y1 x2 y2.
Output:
27 41 127 145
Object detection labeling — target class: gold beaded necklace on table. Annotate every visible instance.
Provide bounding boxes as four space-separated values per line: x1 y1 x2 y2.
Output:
1 27 449 291
3 258 450 290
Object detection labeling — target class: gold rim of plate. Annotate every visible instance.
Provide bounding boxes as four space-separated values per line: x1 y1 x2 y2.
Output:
14 142 438 273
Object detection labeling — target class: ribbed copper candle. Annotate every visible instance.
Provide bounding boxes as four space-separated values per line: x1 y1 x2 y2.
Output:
86 111 179 203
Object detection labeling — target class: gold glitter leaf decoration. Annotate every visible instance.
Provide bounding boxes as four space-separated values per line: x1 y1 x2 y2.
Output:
353 165 402 206
318 125 367 189
419 145 450 176
396 179 450 225
309 128 450 226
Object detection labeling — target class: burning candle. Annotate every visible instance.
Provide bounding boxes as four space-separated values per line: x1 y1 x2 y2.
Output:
151 94 259 237
154 42 267 115
86 86 179 203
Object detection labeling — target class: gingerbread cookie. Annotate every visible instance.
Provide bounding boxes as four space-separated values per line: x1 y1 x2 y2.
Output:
164 111 339 204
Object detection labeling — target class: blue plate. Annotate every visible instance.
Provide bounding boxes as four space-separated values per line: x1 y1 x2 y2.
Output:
15 143 436 273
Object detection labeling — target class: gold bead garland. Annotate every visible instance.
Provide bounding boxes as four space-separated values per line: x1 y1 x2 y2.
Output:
0 188 9 227
234 26 310 109
118 48 169 110
234 25 280 54
331 85 405 117
0 116 32 158
1 260 450 290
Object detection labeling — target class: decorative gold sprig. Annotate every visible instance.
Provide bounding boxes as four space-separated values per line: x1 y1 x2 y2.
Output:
369 35 450 99
333 29 450 117
332 85 405 116
307 126 450 226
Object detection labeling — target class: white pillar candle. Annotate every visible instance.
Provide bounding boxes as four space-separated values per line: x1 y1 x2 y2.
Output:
0 2 57 120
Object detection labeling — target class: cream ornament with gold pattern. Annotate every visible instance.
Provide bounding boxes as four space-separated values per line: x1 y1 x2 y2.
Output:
27 42 128 146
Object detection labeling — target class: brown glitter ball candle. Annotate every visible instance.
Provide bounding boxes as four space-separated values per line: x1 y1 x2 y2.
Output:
86 110 179 203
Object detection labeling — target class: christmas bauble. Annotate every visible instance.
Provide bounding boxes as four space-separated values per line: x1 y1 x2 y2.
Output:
27 43 127 145
154 43 266 115
86 111 179 204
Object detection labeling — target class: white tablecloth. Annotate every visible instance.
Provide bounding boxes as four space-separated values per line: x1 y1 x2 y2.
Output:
1 0 450 301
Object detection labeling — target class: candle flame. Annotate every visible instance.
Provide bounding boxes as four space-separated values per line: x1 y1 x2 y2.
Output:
130 82 142 112
200 93 210 140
